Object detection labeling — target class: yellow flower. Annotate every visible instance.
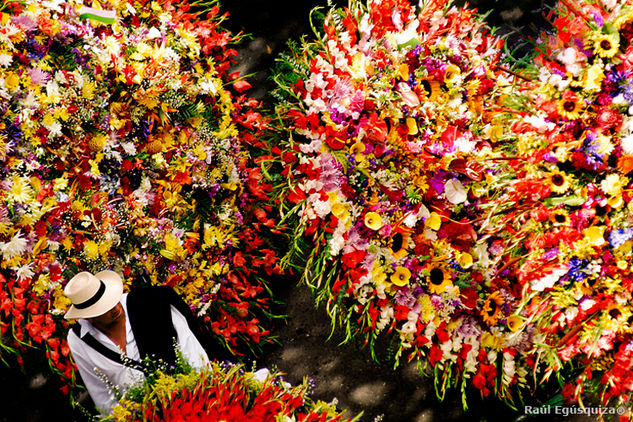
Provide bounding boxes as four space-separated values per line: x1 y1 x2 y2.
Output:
427 265 452 294
425 212 442 231
506 315 523 332
549 209 569 226
582 226 606 247
458 252 473 269
444 64 461 84
420 78 441 101
390 266 411 287
349 141 366 161
389 232 409 260
482 291 505 326
4 72 20 90
593 33 619 58
557 93 584 120
582 64 604 92
546 169 570 194
83 240 99 260
406 117 418 135
9 176 34 203
364 212 382 230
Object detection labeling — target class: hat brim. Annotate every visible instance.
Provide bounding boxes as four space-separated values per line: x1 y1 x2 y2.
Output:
64 270 124 320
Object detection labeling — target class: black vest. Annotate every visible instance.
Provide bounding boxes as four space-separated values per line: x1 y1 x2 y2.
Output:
74 286 224 372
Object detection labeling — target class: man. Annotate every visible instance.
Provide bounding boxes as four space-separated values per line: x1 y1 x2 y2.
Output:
64 270 214 414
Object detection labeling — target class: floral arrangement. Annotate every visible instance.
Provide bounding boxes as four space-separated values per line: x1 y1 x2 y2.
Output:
102 361 358 422
268 0 540 406
474 0 633 408
0 0 281 392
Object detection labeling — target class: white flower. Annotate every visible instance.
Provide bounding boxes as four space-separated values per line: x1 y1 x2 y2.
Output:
530 265 568 292
13 263 34 281
621 134 633 155
0 231 28 259
0 53 12 67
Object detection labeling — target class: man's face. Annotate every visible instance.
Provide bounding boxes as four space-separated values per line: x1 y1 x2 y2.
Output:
88 303 125 331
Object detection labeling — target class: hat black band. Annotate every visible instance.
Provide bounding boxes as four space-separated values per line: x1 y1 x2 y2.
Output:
74 280 106 309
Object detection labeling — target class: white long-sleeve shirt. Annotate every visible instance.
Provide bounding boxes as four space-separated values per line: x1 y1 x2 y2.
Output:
67 293 209 415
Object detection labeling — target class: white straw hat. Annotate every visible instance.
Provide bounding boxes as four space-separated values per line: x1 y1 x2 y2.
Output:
64 271 123 319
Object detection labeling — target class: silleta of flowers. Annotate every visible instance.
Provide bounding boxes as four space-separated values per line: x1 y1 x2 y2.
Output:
269 0 537 405
475 0 633 408
102 362 358 422
0 0 280 391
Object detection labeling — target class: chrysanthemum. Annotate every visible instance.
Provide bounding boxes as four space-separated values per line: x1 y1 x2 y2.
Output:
593 33 620 58
0 230 28 260
545 169 570 194
482 291 505 326
557 91 584 120
427 265 452 294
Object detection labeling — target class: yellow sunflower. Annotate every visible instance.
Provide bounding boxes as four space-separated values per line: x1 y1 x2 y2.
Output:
482 291 505 326
546 169 570 194
426 265 452 294
557 92 584 120
549 209 570 226
593 33 620 58
389 232 409 260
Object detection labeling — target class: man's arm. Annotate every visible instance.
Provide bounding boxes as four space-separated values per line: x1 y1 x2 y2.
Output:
169 305 210 369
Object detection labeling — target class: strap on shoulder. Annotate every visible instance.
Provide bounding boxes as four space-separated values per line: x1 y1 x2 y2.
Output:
74 328 148 374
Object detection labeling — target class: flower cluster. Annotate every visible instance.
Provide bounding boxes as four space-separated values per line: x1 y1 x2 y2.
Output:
0 0 280 390
103 362 357 422
477 0 633 407
269 0 534 404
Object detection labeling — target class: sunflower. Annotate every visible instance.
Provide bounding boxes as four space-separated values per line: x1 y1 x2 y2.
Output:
615 12 633 31
482 291 505 326
545 169 570 193
593 33 620 58
426 264 452 294
389 232 410 260
391 266 411 287
549 208 569 226
557 92 584 120
603 305 631 333
419 78 441 101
